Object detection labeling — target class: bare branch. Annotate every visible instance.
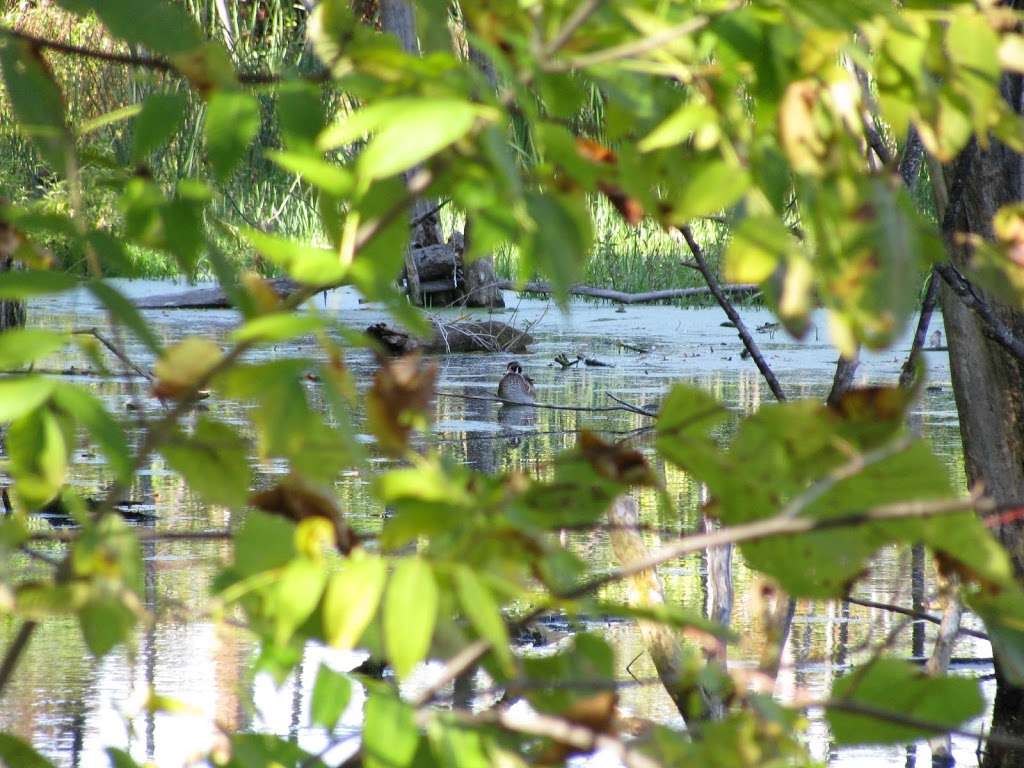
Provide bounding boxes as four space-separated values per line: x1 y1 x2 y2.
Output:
676 225 788 401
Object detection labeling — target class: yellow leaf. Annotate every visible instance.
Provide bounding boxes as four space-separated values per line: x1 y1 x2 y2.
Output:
152 338 223 400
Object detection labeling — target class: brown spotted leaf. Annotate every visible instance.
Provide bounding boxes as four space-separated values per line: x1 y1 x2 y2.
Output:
365 353 437 456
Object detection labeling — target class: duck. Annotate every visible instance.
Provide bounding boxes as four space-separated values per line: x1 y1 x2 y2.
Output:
497 361 536 405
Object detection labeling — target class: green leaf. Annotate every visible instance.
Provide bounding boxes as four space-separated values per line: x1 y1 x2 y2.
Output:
0 377 55 422
232 510 298 578
88 280 165 354
0 733 59 768
105 747 142 768
828 659 983 744
228 734 325 768
87 228 133 276
244 229 346 285
310 665 352 730
323 556 388 649
0 270 78 299
454 566 513 675
357 100 478 181
160 418 253 509
265 150 353 197
80 597 136 657
363 688 419 768
0 328 66 368
671 159 749 221
205 91 262 183
276 82 326 154
0 38 73 173
427 717 491 768
56 0 204 57
51 384 132 484
232 312 326 344
384 557 438 678
522 190 591 305
132 90 189 162
266 556 327 646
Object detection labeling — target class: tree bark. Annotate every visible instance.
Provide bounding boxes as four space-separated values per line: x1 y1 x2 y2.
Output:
935 24 1024 763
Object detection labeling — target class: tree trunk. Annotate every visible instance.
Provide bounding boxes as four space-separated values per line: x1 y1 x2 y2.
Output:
937 24 1024 763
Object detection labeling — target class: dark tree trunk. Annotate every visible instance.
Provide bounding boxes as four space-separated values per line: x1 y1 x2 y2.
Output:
937 15 1024 762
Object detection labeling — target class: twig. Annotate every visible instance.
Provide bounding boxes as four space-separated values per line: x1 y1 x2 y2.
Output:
434 389 652 414
0 621 36 698
604 393 657 417
843 596 988 642
559 492 992 603
899 270 940 389
72 327 153 381
544 1 743 72
542 0 605 58
677 225 787 401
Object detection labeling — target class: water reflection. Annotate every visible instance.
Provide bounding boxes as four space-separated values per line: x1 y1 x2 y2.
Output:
0 283 980 767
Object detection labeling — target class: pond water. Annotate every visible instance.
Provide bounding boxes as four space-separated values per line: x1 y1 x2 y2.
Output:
0 281 985 767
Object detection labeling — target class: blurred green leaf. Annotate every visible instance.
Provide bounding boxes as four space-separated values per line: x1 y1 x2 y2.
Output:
56 0 204 56
88 280 165 354
205 91 261 183
160 418 253 509
266 556 327 646
310 665 352 731
232 510 298 578
364 688 419 768
232 312 326 344
828 659 983 744
0 328 66 368
454 566 513 675
80 597 137 657
244 230 346 285
0 733 59 768
132 91 189 162
323 556 388 649
0 38 73 173
384 557 438 678
51 383 132 484
0 270 78 299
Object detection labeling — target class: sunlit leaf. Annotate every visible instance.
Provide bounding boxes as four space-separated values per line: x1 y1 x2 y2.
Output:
152 337 223 400
51 383 132 484
363 688 418 768
323 556 388 649
80 597 136 657
310 665 352 731
384 557 438 678
266 556 327 646
454 566 514 675
0 328 66 368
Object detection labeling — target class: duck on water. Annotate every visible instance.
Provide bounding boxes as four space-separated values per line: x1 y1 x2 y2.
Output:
497 361 536 405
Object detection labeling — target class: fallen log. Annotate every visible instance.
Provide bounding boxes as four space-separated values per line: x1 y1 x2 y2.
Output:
495 280 759 304
134 277 302 309
367 320 533 355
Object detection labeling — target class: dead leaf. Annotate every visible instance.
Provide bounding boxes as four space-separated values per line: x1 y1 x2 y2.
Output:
152 338 224 400
578 430 656 485
365 353 437 456
249 474 358 555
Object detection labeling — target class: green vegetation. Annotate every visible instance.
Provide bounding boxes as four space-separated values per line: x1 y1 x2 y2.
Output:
1 1 1023 767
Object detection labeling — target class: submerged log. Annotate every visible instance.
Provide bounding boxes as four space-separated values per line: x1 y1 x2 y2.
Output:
367 320 533 355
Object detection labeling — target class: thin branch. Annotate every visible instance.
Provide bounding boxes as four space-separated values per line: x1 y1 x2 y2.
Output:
0 26 330 86
0 621 36 698
434 389 653 414
677 225 787 401
778 436 912 519
844 596 988 642
559 492 992 603
544 1 743 72
542 0 605 59
898 270 940 389
72 327 153 381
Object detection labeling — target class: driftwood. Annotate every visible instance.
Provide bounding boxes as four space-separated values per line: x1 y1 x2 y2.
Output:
367 320 533 355
496 280 759 304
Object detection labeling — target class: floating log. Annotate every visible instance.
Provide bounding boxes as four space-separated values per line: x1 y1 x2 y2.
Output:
496 280 759 304
135 276 301 309
367 320 533 355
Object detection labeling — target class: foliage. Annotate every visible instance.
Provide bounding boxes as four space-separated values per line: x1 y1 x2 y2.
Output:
0 0 1023 766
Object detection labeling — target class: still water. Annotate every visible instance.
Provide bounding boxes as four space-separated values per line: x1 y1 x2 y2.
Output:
0 281 982 767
